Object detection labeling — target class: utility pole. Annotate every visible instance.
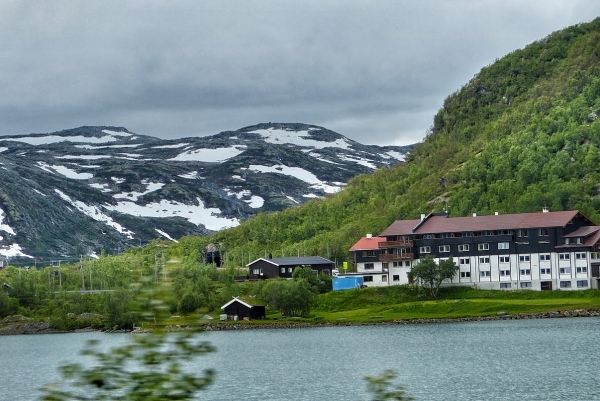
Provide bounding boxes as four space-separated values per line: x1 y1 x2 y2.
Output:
80 255 85 291
154 253 165 283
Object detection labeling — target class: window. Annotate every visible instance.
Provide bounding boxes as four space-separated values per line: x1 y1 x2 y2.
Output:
559 253 570 260
520 282 532 288
460 271 471 278
560 267 571 274
560 281 572 288
382 275 387 282
565 238 570 245
458 244 469 252
480 270 490 277
281 268 286 273
392 261 401 267
499 256 510 263
393 275 400 282
576 266 588 273
364 263 375 270
459 258 470 265
404 261 411 267
591 252 599 259
500 283 511 289
498 242 509 250
363 276 373 282
520 269 531 275
519 255 530 262
575 253 586 260
439 245 450 253
253 268 261 275
420 246 431 254
478 243 489 251
288 267 293 273
424 234 433 239
540 254 551 261
539 228 549 236
576 238 582 244
517 229 528 237
577 280 588 288
500 269 511 276
479 257 490 264
362 250 376 257
540 268 551 275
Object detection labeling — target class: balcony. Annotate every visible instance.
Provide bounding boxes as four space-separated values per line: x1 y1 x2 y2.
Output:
379 240 413 248
379 253 414 261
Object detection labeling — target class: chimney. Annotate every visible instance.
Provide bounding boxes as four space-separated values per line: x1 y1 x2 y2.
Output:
473 213 477 217
366 233 373 238
421 214 426 221
543 207 549 213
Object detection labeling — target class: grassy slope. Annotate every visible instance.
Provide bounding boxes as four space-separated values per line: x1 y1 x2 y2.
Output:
167 18 600 268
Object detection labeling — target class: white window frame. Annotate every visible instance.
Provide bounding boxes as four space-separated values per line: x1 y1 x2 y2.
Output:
519 255 530 262
560 281 572 288
559 253 570 260
420 246 431 254
540 254 551 261
458 244 469 252
480 270 490 277
459 258 469 265
520 269 531 275
478 243 489 251
576 266 588 273
500 269 510 276
460 271 471 278
498 242 509 250
499 256 510 263
439 245 450 253
479 257 490 264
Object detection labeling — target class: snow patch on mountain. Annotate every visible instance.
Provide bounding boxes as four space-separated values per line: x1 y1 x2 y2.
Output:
104 198 239 231
249 128 351 150
0 208 15 235
36 162 94 179
54 189 134 238
169 145 247 162
0 147 7 153
114 181 165 201
155 228 179 242
242 164 340 194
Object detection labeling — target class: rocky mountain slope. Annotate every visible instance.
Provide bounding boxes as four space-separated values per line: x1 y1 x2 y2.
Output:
0 123 412 259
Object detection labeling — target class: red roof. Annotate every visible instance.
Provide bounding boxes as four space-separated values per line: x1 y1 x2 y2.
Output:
349 236 386 251
380 211 593 236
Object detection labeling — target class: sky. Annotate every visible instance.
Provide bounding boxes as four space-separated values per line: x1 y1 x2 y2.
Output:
1 1 600 146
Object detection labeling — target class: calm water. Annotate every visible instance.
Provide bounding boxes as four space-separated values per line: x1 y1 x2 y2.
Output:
1 318 600 400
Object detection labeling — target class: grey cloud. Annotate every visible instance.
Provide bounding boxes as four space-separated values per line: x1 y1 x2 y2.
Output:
1 1 600 145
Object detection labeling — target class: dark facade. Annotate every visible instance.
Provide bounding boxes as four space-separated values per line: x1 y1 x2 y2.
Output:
221 298 266 320
247 256 335 279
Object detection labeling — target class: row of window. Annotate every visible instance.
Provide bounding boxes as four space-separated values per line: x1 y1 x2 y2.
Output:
419 244 588 259
477 280 589 289
460 266 588 277
416 228 553 239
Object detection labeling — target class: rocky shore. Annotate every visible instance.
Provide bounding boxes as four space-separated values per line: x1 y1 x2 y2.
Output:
202 308 600 331
2 309 599 335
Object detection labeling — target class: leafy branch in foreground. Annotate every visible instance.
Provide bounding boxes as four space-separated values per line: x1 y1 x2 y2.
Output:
365 369 414 401
40 284 215 401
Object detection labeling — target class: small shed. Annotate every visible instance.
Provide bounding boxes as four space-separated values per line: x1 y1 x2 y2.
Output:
220 297 266 320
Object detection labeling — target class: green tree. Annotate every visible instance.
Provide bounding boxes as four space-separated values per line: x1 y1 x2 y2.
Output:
365 370 414 401
407 256 458 298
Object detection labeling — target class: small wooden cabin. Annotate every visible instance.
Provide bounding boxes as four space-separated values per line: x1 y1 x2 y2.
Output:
220 297 266 320
247 256 335 279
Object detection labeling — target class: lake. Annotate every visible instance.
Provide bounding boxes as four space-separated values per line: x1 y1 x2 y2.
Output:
1 317 599 400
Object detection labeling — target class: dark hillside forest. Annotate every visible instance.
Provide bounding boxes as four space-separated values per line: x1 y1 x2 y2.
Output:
179 17 600 265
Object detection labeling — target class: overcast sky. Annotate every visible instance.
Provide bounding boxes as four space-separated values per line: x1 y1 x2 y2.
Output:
1 1 599 146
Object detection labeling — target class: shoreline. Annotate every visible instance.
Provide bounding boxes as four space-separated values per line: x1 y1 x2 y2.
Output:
2 308 599 336
202 308 600 331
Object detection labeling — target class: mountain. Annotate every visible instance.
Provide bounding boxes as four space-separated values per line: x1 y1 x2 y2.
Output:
198 18 600 264
0 123 412 259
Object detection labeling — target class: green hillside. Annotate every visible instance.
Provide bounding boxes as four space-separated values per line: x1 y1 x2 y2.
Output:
174 17 600 267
